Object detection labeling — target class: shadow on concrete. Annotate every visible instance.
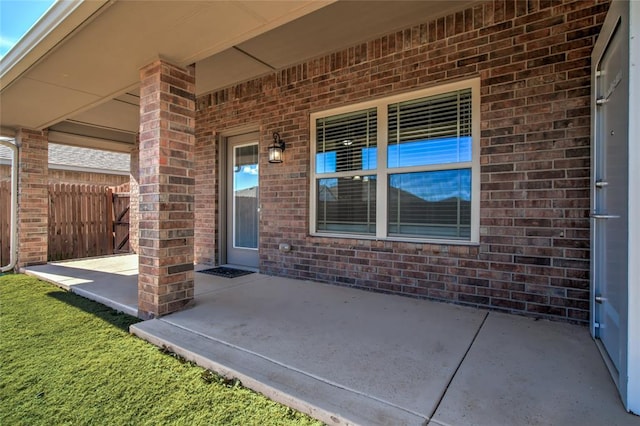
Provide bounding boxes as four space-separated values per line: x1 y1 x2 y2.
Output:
24 256 139 317
46 289 140 332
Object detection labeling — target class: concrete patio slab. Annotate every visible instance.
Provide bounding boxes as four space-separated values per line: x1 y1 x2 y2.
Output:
43 255 138 274
133 318 425 425
431 312 637 426
134 274 487 424
24 255 139 316
23 255 254 317
22 256 640 425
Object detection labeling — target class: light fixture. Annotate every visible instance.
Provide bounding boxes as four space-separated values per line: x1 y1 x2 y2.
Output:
268 132 286 163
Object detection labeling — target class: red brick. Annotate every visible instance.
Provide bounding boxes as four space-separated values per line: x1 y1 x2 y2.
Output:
137 60 195 318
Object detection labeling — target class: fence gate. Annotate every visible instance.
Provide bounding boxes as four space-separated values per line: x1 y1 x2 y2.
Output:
48 183 130 261
111 189 130 254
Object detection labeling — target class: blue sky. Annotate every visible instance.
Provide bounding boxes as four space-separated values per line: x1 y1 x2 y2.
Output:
235 164 258 191
0 0 55 58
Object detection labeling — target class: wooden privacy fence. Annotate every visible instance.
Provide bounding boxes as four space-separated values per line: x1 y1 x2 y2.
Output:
0 182 130 264
48 184 130 261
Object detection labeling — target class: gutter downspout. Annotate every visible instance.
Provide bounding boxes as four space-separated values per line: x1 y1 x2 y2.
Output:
0 140 18 272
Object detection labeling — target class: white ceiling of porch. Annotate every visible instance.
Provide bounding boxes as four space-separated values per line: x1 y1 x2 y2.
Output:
0 0 477 152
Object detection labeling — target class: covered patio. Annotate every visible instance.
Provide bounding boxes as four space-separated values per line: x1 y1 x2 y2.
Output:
3 0 640 421
24 255 635 425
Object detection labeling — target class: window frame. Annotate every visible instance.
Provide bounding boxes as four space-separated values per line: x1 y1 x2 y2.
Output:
310 78 481 245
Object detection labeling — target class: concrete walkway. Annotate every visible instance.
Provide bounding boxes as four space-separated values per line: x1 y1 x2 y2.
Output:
24 255 639 426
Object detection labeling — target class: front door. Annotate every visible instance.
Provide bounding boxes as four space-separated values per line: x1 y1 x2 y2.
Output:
592 10 628 383
226 133 259 268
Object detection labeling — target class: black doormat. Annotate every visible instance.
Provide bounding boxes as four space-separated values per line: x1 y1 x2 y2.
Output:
197 267 254 279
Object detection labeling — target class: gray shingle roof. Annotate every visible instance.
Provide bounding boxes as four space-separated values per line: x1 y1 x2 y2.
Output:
0 143 130 173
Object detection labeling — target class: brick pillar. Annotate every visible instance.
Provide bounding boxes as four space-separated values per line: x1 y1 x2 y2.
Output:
138 59 195 318
129 135 139 254
16 129 48 267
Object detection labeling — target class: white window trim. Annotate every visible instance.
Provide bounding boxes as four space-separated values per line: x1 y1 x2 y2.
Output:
310 78 481 245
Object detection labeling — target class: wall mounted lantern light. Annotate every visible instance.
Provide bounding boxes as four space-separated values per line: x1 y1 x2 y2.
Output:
268 132 286 163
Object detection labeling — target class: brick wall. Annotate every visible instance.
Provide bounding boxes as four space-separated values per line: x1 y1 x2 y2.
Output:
16 129 49 267
195 0 610 323
194 132 217 265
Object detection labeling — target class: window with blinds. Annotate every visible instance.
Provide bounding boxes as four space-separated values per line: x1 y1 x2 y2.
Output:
388 89 472 168
387 88 472 239
316 108 377 174
310 79 478 243
314 108 378 234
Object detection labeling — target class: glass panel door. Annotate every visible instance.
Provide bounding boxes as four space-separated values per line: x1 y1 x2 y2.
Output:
226 134 259 268
233 144 258 249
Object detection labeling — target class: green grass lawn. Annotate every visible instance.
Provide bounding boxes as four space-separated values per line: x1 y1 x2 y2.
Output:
0 274 322 425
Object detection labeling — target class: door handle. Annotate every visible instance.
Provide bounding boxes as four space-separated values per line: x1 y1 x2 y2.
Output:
591 214 620 219
595 296 606 304
595 181 608 188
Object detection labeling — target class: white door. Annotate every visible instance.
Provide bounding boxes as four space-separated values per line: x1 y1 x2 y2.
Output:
591 4 628 392
226 133 259 268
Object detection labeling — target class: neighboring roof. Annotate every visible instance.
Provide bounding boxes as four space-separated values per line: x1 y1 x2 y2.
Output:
236 186 258 198
0 143 129 175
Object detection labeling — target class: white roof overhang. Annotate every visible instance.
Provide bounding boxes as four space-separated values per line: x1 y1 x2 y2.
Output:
0 0 477 152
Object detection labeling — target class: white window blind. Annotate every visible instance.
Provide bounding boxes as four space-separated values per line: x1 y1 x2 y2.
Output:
316 108 377 174
388 89 472 168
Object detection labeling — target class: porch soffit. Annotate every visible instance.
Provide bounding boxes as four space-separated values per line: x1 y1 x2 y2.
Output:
0 0 477 152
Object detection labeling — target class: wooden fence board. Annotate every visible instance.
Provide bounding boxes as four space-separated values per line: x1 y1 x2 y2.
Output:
74 185 81 258
49 184 55 258
47 183 130 261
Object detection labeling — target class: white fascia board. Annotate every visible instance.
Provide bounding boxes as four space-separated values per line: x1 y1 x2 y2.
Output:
0 0 111 88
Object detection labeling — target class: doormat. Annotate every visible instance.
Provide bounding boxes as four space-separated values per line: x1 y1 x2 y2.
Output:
197 267 254 279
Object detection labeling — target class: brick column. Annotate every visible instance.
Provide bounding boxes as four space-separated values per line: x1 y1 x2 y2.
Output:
129 135 139 254
138 59 195 318
16 129 48 267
